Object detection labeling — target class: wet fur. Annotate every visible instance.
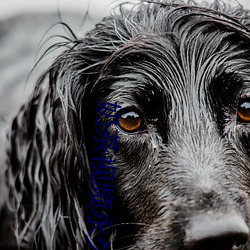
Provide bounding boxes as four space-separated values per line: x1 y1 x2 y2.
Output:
2 0 250 249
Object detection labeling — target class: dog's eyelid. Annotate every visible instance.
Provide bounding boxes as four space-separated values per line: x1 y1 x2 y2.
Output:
119 105 143 113
239 93 250 99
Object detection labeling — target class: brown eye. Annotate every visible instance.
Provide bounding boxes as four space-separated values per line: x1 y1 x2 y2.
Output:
237 99 250 123
118 110 144 133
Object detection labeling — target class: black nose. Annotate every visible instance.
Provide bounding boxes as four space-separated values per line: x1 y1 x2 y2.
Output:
185 213 249 250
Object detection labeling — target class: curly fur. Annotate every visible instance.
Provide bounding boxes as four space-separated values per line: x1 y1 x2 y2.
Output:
2 0 250 249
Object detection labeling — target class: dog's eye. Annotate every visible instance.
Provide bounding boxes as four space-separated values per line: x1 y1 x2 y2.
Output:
118 110 144 133
237 98 250 123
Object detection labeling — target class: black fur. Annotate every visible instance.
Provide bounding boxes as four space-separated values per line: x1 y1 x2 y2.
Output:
2 0 250 249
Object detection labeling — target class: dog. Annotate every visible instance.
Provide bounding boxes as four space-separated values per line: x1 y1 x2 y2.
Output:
1 0 250 249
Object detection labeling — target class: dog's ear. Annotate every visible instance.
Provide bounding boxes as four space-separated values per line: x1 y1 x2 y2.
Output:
4 66 89 248
2 15 125 249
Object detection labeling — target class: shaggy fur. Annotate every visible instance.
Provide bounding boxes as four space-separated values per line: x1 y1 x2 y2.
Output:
2 0 250 249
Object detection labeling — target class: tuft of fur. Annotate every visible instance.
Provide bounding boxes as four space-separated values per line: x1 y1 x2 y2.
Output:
2 0 250 249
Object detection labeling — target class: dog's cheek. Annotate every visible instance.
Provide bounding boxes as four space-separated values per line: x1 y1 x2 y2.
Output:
226 125 250 170
112 135 160 223
236 130 250 159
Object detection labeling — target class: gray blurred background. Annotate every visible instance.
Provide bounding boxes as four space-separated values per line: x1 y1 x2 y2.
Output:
0 0 118 172
0 0 250 174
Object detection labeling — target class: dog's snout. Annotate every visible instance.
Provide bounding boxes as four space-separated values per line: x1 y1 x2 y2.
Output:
185 213 249 250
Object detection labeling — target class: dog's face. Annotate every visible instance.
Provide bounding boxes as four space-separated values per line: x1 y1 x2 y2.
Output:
3 1 250 250
90 3 250 249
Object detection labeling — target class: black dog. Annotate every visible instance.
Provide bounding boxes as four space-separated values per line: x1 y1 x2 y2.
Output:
2 0 250 249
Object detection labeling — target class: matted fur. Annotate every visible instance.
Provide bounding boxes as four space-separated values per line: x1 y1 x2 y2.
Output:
2 0 250 249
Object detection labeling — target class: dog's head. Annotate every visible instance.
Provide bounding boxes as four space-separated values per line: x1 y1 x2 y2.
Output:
3 1 250 249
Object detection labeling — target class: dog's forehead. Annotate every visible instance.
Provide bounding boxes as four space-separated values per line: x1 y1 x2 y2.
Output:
104 5 250 104
108 35 248 102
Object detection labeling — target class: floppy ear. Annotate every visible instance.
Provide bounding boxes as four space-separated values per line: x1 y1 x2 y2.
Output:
1 15 126 249
3 64 90 248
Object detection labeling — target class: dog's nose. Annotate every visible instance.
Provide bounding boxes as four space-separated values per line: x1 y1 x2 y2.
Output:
185 213 249 250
